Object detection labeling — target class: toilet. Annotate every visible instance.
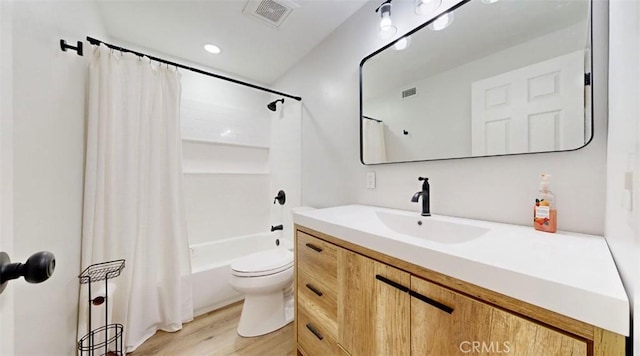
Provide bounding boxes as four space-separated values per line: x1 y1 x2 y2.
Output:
228 248 294 337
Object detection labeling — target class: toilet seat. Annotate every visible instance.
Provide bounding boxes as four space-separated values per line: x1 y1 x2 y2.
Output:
231 248 293 277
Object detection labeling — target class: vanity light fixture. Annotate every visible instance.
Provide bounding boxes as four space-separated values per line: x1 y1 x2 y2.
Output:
375 0 397 39
394 36 411 51
415 0 442 16
203 44 221 54
429 12 454 31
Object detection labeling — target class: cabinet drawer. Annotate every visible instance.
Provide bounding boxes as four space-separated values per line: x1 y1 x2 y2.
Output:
297 267 338 338
298 305 342 356
296 231 337 284
297 268 338 315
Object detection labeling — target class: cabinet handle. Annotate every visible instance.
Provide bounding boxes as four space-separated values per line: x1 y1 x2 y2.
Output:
306 323 324 340
305 283 323 297
305 243 323 253
409 290 454 314
375 274 409 293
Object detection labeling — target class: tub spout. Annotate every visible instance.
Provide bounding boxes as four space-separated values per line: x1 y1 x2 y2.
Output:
271 225 283 232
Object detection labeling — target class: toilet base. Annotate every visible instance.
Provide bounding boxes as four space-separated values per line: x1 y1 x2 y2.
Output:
237 290 294 337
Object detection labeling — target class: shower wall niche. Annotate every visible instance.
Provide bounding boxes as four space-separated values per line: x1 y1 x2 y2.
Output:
180 70 272 246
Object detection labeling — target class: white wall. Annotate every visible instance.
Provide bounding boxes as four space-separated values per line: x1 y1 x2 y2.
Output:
607 1 640 353
276 0 608 235
0 2 14 355
10 2 106 355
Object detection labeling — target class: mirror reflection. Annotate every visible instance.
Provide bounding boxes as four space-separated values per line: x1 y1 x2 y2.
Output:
361 0 592 164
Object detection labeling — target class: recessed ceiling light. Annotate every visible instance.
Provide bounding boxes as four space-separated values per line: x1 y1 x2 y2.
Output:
204 44 221 54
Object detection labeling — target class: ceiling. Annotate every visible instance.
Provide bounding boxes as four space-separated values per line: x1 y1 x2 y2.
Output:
96 0 369 85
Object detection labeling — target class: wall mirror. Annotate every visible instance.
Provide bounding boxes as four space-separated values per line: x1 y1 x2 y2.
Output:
360 0 592 164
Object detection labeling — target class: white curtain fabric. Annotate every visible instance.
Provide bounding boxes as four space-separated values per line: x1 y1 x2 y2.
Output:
362 118 387 163
78 44 193 353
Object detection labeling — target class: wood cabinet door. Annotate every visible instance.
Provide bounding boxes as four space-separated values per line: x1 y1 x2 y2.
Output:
410 276 587 356
338 249 411 356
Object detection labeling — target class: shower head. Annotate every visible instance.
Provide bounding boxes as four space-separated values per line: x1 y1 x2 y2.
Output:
267 98 285 112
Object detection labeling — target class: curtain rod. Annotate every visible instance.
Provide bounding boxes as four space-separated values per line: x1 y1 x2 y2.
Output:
84 36 302 102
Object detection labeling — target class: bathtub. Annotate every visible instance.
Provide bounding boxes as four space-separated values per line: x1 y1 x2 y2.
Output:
190 232 293 317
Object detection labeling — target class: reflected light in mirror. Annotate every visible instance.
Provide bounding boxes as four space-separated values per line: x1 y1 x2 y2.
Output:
394 36 411 50
415 0 442 15
481 0 500 3
203 44 221 54
429 12 454 31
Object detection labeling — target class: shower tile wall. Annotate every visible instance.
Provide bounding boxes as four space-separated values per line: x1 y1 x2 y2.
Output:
180 70 272 245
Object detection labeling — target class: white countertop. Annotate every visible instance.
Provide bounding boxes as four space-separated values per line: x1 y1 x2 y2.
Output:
292 204 629 336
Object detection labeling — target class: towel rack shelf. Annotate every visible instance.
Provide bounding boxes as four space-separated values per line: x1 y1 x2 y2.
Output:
77 259 126 356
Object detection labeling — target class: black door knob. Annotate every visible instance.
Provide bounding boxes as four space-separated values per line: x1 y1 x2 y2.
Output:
0 251 56 295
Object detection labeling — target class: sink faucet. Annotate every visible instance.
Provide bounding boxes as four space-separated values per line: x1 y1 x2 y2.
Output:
411 177 431 217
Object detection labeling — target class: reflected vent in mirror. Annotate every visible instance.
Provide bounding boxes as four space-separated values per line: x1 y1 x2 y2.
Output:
243 0 299 28
402 87 417 99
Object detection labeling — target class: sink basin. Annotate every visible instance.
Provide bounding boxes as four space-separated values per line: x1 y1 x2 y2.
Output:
375 211 489 244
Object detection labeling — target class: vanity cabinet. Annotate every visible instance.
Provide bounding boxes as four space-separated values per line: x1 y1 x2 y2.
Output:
410 276 586 355
338 249 410 355
294 225 625 356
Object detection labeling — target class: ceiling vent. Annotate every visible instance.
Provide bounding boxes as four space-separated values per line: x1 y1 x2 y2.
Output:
402 87 417 99
243 0 299 28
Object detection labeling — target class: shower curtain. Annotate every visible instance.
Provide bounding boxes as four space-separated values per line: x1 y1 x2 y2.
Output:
362 119 387 163
78 44 193 352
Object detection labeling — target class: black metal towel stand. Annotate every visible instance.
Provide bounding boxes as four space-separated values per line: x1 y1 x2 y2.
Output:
77 259 126 356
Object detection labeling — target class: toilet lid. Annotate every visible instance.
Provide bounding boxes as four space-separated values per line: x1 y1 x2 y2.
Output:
231 248 294 277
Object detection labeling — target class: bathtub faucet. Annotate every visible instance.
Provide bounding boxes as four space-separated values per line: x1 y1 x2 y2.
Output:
271 225 283 232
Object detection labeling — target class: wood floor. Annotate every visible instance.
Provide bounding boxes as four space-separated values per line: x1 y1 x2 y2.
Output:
130 302 294 356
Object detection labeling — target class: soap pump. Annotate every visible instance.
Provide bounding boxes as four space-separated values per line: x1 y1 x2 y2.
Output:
533 173 557 233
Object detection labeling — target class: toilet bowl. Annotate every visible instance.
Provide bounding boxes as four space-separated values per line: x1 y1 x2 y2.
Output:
228 248 294 337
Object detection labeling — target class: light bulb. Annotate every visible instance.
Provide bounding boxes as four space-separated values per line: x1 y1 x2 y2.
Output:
376 2 397 39
378 25 397 38
429 12 454 31
377 12 397 38
380 14 393 29
415 0 442 15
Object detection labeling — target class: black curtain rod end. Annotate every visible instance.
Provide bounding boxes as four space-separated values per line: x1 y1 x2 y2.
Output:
60 39 83 56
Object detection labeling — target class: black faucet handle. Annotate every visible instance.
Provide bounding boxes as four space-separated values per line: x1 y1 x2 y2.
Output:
418 177 428 181
273 190 286 205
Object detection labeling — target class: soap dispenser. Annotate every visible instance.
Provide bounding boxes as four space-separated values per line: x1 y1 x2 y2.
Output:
533 173 557 233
